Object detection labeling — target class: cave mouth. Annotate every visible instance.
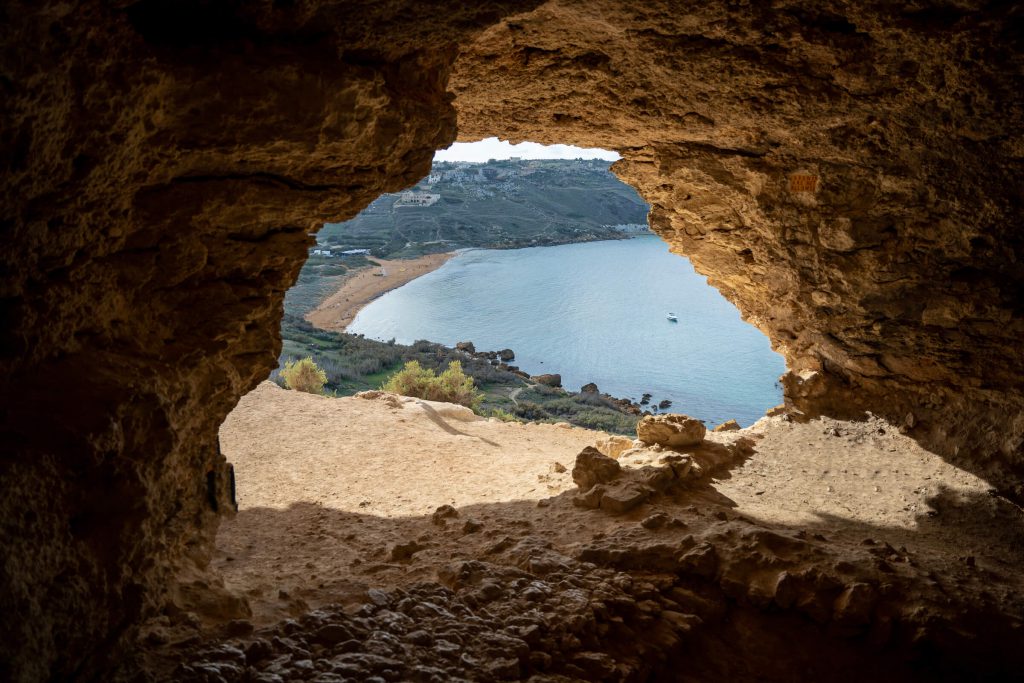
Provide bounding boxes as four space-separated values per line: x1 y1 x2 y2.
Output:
272 138 785 434
5 2 1024 681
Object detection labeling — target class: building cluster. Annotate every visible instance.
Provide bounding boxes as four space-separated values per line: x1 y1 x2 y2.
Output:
310 247 371 257
394 192 441 207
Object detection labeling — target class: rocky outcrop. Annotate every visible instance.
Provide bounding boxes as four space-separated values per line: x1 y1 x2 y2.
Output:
594 434 636 459
573 433 756 514
637 413 707 447
451 2 1024 502
713 419 741 432
531 373 563 388
2 0 1023 678
571 447 622 490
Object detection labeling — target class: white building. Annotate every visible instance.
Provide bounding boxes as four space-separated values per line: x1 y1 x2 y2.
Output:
394 192 441 207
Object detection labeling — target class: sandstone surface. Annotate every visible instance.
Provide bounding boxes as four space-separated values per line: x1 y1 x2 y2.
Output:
2 1 1023 678
137 384 1024 682
637 413 708 447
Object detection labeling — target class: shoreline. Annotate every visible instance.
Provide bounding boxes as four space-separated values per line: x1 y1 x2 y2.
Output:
303 235 651 334
305 252 456 332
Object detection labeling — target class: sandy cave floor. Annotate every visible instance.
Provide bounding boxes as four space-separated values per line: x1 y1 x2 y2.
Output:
210 383 1023 626
144 381 1024 680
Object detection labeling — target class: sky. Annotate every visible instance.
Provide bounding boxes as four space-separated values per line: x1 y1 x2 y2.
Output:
434 137 620 162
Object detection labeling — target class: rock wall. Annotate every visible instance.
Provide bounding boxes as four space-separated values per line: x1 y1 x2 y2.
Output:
1 0 1021 679
450 0 1024 502
0 1 527 678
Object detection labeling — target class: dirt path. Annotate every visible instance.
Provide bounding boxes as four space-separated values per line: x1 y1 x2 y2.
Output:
305 252 455 332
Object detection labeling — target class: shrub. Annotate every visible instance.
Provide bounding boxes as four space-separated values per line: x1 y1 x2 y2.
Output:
488 408 520 422
280 356 328 394
382 360 482 409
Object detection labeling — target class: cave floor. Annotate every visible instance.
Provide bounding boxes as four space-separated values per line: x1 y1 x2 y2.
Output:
138 382 1024 681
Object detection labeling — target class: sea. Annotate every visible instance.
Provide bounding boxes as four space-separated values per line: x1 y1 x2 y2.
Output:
347 236 785 427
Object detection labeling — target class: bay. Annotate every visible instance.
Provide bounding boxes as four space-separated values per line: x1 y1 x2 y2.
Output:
347 236 785 427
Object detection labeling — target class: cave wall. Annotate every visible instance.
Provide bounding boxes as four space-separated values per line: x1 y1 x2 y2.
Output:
0 0 1021 680
451 0 1024 500
0 1 532 679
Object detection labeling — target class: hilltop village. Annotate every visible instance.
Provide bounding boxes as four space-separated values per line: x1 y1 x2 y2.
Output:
315 158 650 258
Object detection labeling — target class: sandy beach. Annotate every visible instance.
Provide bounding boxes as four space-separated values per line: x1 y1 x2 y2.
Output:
305 252 454 332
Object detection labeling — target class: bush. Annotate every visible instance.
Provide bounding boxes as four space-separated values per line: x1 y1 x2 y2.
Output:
280 356 328 394
488 408 520 422
382 360 482 409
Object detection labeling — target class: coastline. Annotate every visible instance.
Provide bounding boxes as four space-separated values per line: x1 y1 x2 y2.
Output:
305 252 456 332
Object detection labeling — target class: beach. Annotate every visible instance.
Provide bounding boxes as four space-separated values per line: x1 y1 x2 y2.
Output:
305 252 454 332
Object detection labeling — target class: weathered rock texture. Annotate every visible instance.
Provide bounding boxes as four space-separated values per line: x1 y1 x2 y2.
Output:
451 1 1024 503
0 2 525 679
1 0 1022 679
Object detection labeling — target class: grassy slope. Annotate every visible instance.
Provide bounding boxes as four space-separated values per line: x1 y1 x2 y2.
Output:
317 159 648 258
277 316 640 435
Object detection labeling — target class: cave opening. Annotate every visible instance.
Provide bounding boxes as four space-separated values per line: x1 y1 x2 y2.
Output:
271 137 785 430
208 137 789 631
4 2 1024 681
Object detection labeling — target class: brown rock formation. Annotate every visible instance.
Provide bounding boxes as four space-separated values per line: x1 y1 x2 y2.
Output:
1 0 1022 679
637 413 708 447
450 1 1024 500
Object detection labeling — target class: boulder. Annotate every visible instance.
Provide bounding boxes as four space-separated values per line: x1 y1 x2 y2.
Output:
594 435 635 459
455 341 475 353
637 414 706 447
532 373 562 388
658 399 673 409
713 419 741 432
498 349 515 361
571 447 621 489
580 382 599 393
599 483 650 514
572 484 606 509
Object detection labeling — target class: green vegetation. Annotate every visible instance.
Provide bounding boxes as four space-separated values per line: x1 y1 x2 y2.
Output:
382 360 482 409
317 159 648 259
274 316 641 434
280 357 328 395
274 159 651 433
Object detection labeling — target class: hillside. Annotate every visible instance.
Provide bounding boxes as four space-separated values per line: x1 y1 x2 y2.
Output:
275 315 643 434
318 158 649 257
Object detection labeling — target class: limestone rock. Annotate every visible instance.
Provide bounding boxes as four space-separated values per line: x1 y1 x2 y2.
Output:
599 483 650 514
594 435 635 459
637 414 707 447
390 541 427 562
571 447 622 489
5 0 1024 677
532 374 562 388
713 419 741 432
431 505 458 526
580 382 599 393
572 484 607 510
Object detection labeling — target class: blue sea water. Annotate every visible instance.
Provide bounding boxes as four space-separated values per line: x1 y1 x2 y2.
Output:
348 236 786 426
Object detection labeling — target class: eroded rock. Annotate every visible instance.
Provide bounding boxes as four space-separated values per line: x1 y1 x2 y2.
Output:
571 447 622 489
637 414 707 447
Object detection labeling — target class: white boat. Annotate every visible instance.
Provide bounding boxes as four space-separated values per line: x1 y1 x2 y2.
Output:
667 312 678 322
